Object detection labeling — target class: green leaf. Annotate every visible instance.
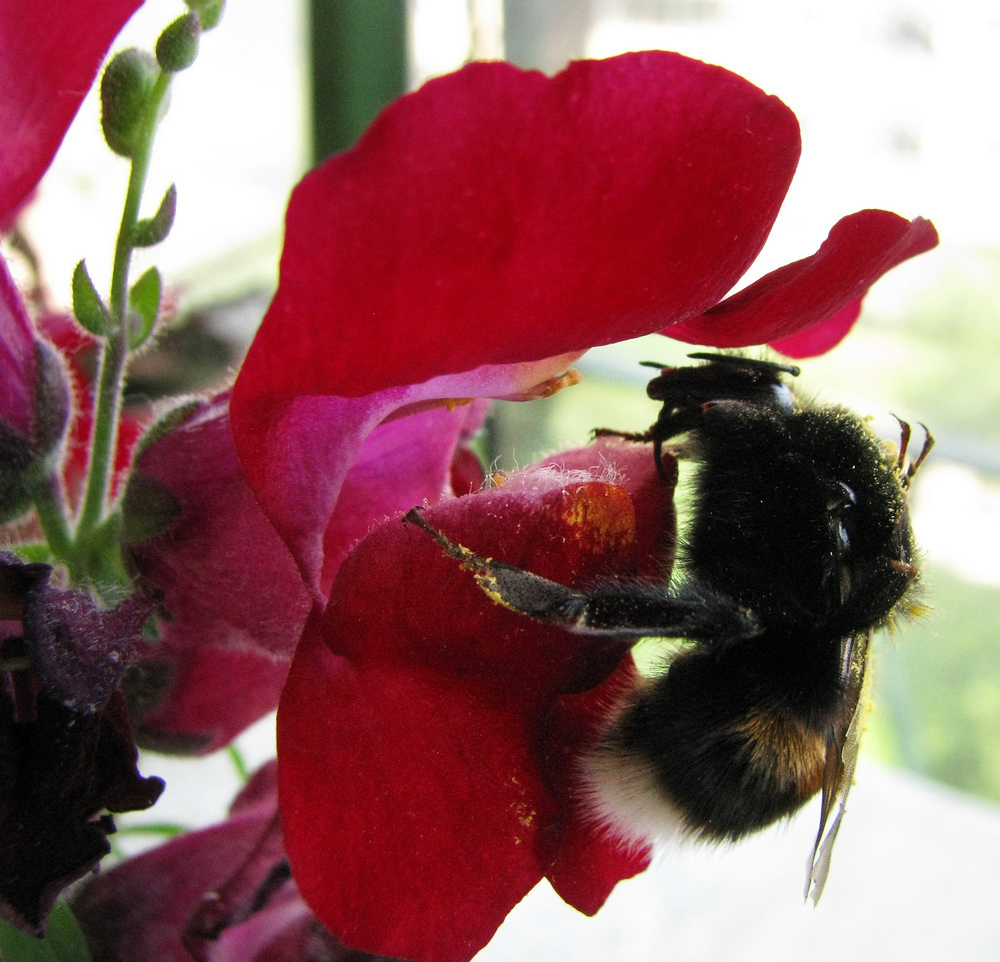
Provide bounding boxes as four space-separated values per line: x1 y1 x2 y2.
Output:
128 267 162 349
71 260 110 337
132 184 177 248
0 901 94 962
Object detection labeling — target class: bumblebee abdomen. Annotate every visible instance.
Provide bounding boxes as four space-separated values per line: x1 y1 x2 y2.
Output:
584 648 830 843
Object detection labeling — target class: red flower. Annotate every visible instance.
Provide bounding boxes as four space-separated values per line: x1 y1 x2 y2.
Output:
221 50 938 962
279 443 672 962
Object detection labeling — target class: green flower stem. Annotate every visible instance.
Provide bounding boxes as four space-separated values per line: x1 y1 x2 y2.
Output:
32 473 75 566
76 69 172 550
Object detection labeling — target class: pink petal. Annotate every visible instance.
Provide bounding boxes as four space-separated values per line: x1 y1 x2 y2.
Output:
0 0 142 222
666 210 938 348
0 276 71 521
236 383 496 596
318 398 492 594
75 764 284 961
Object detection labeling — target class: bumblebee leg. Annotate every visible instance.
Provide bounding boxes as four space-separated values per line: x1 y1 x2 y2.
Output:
591 427 655 444
403 509 760 643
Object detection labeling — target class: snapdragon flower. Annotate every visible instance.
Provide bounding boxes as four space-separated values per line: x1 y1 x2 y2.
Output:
219 51 937 962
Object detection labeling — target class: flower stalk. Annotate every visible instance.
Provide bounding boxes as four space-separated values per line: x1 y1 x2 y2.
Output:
32 472 74 565
76 69 173 555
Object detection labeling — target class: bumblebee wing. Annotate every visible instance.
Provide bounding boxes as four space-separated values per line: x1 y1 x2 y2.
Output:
804 630 874 904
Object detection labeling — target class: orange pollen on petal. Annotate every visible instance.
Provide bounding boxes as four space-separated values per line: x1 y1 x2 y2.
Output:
435 397 475 412
557 482 637 553
535 368 583 398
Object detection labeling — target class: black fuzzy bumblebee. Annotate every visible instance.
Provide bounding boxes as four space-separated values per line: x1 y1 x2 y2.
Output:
405 352 931 900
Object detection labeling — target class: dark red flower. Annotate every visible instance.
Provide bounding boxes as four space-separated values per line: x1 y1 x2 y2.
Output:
221 50 938 962
1 554 162 933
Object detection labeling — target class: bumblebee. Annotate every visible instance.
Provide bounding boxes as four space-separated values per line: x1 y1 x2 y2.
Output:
405 352 931 900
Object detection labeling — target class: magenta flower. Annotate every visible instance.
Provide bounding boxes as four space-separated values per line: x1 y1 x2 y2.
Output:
74 762 392 962
224 51 937 962
121 393 311 753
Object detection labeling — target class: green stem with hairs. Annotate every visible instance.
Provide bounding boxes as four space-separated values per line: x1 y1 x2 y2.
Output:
75 70 172 558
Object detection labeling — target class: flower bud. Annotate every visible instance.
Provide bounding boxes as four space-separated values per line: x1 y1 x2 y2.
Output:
156 13 201 73
185 0 225 30
100 49 159 158
0 266 71 523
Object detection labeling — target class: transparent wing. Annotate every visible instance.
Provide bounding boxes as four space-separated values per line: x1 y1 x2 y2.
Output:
805 631 874 904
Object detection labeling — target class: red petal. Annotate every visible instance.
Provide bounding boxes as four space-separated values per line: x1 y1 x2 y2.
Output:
770 298 862 359
666 210 938 347
0 0 141 221
279 456 671 962
543 662 652 914
126 394 309 661
131 642 289 755
232 54 797 588
237 54 797 409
